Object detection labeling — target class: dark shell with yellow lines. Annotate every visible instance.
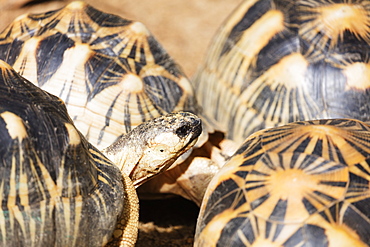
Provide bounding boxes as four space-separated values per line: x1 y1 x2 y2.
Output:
0 1 197 149
0 59 126 246
195 119 370 246
193 0 370 145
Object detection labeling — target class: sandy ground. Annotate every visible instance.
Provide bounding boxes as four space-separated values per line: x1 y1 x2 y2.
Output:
0 0 243 245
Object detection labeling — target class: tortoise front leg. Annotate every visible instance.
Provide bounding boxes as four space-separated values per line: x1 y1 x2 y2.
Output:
106 172 139 247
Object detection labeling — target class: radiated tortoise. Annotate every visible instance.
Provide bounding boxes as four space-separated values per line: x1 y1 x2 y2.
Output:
193 0 370 146
196 118 370 246
0 59 201 246
0 1 199 149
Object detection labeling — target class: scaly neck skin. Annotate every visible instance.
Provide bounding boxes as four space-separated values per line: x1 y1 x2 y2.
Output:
102 137 145 187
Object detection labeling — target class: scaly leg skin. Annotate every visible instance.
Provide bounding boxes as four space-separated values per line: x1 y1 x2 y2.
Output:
105 172 139 247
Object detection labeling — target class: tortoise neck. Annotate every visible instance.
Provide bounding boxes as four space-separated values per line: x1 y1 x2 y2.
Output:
102 137 144 183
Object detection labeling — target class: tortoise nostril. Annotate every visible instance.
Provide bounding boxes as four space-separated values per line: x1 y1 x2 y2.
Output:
188 117 198 124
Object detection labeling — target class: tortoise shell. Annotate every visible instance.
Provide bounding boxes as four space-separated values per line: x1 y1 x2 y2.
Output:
0 59 127 246
193 0 370 145
195 118 370 246
0 1 198 149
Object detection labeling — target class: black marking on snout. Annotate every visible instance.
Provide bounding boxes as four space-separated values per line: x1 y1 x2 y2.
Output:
175 117 202 141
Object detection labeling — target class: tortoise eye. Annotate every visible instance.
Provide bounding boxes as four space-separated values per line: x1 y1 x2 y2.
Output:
147 144 170 155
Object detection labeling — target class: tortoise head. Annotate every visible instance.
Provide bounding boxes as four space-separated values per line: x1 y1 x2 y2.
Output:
103 112 202 187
